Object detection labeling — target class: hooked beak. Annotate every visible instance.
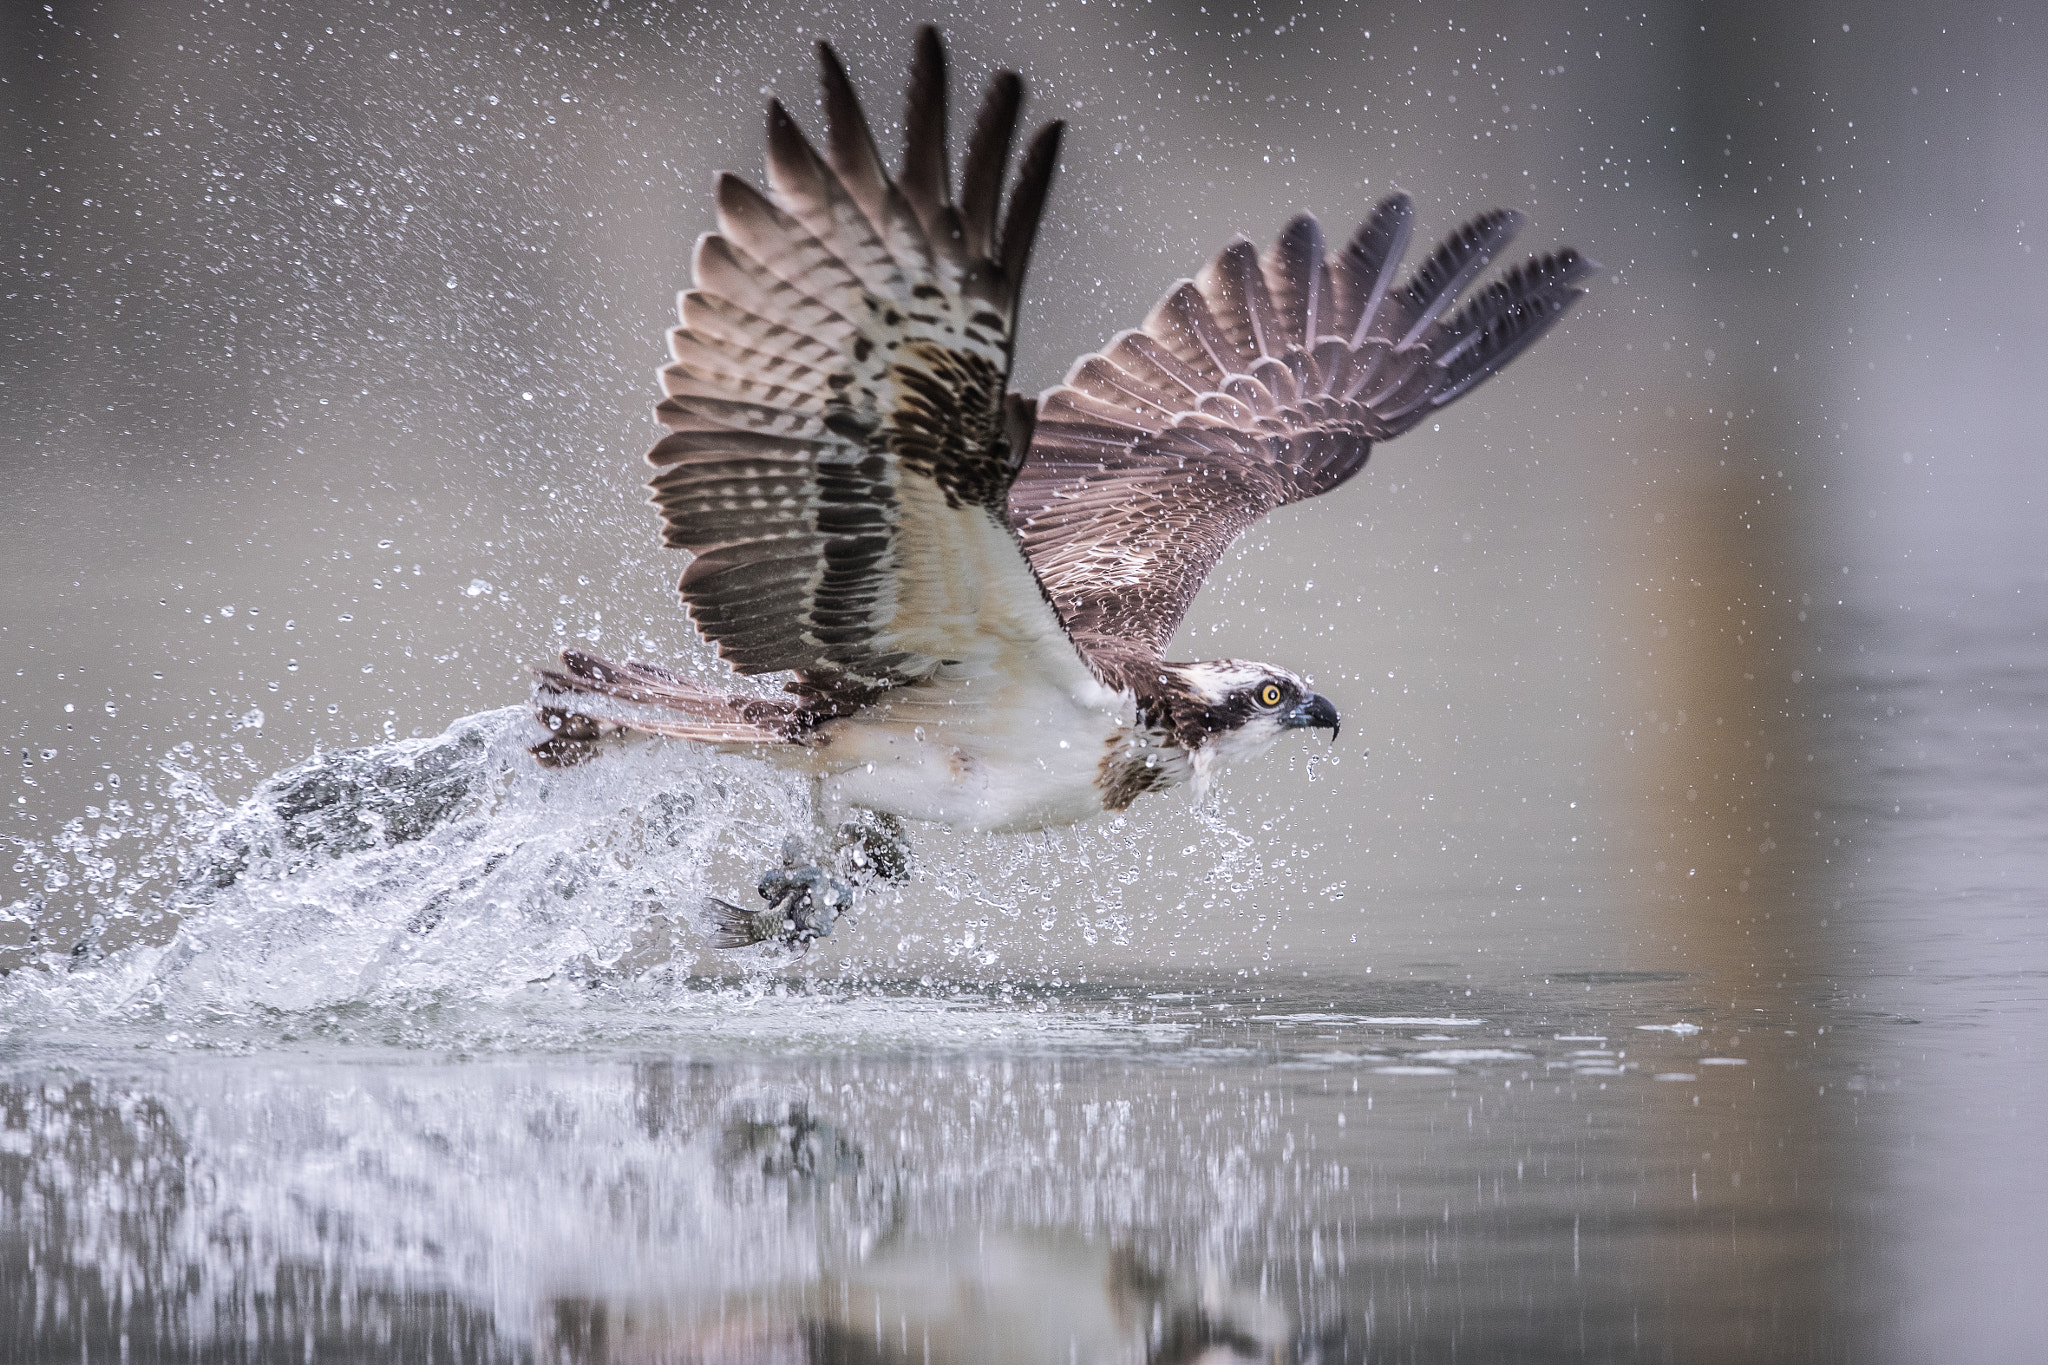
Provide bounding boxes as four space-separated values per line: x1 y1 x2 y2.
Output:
1284 692 1341 742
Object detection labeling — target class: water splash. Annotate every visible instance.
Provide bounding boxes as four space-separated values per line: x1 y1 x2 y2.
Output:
3 707 835 1045
5 695 1313 1051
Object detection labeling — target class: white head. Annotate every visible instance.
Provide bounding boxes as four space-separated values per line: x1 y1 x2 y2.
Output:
1154 660 1341 800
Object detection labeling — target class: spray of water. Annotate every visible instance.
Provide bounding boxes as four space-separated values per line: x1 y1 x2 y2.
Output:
5 700 1297 1053
3 708 851 1042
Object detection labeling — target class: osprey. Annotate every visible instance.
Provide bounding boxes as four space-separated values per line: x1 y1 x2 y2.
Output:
534 28 1589 946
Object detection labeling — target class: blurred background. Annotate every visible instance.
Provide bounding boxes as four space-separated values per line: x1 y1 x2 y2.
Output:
4 0 2045 1359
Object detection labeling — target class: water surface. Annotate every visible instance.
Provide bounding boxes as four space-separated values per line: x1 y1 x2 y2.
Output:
6 1 2047 1359
7 578 2043 1362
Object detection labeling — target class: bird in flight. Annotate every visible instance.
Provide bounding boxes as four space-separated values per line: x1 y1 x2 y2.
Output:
534 27 1589 948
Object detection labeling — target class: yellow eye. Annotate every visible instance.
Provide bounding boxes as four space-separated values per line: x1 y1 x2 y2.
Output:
1258 684 1284 708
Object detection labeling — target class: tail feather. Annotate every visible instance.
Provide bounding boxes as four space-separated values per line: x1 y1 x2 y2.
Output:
531 649 801 765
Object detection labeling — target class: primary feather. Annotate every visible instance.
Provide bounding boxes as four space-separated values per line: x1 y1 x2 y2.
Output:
1009 201 1592 665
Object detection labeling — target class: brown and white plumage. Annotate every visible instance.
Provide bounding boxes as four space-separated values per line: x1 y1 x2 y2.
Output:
535 27 1587 851
1013 202 1591 670
636 29 1065 703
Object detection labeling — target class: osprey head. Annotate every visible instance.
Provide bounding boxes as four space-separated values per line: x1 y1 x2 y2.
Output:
1156 661 1340 788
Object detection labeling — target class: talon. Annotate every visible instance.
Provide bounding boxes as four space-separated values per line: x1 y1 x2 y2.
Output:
833 811 912 886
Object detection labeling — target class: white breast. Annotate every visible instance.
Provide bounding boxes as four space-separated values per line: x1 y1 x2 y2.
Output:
742 501 1143 833
790 661 1137 833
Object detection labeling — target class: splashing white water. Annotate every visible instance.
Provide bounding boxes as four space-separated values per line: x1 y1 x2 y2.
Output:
5 691 1310 1053
2 707 840 1045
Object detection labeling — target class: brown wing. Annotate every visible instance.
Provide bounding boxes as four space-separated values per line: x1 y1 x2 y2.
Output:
649 28 1065 690
1009 200 1592 658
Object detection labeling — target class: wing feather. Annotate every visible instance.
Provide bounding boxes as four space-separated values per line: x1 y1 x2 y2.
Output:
711 175 868 315
1263 213 1327 348
678 289 851 371
960 71 1022 260
1012 202 1588 657
1146 282 1236 380
764 99 910 303
999 122 1064 298
815 43 932 278
690 234 860 343
663 329 836 405
1432 248 1597 399
1332 193 1415 346
645 28 1075 692
898 27 952 243
1386 206 1523 349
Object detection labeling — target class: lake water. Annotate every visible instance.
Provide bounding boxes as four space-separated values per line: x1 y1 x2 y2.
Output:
7 2 2048 1359
4 576 2042 1363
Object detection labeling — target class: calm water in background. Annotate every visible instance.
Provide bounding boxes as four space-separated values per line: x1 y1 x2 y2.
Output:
7 0 2048 1359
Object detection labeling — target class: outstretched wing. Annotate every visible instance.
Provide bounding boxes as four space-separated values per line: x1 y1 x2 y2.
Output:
650 28 1065 689
1010 199 1592 658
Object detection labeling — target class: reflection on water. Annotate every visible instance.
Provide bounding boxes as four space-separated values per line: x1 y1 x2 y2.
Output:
4 974 1875 1364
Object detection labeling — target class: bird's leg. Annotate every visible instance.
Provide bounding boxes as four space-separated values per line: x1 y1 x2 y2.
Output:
832 809 912 889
